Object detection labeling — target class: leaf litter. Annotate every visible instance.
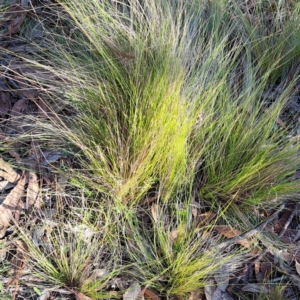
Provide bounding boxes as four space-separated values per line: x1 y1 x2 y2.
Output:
0 171 25 238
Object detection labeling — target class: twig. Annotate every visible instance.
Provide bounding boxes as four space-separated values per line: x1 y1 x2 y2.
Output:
279 202 299 237
215 201 288 250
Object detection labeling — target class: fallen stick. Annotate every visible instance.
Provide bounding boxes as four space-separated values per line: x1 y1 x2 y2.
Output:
215 201 288 250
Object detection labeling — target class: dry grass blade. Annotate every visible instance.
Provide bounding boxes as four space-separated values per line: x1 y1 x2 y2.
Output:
0 172 25 238
0 157 20 183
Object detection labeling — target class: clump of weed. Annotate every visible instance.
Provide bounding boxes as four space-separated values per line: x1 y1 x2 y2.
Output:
17 195 121 299
33 0 300 208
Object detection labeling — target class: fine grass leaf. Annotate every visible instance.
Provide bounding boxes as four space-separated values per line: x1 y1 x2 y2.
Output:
214 225 252 248
0 173 25 238
0 157 20 183
33 287 42 296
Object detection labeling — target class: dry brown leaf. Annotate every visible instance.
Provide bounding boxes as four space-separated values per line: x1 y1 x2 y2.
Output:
277 250 293 263
0 173 25 238
0 5 24 25
214 225 252 248
26 171 41 210
273 209 291 234
64 287 92 300
256 260 275 283
9 150 20 161
0 91 11 118
195 211 216 227
143 288 160 300
74 291 92 300
37 97 50 117
189 290 203 300
7 6 27 35
18 81 36 100
260 262 273 280
11 99 28 119
254 261 261 282
8 14 26 35
7 240 28 286
7 240 28 300
0 157 20 182
14 198 22 224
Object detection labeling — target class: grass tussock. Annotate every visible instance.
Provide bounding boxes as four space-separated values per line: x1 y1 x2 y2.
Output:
37 0 300 207
17 195 120 299
2 0 300 298
122 202 244 298
230 0 300 81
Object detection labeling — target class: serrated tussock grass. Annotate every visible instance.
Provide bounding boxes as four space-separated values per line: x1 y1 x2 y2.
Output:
39 0 300 207
17 195 120 299
122 202 244 298
6 0 300 298
229 0 300 81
